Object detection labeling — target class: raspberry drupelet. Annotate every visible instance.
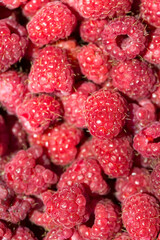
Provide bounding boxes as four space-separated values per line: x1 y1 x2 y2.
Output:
27 1 77 47
92 134 133 178
0 18 28 72
102 16 146 61
79 199 121 240
58 157 109 196
77 44 110 84
84 89 128 140
122 193 160 240
111 59 156 100
16 94 61 134
133 121 160 158
4 146 57 195
44 227 73 240
28 45 74 95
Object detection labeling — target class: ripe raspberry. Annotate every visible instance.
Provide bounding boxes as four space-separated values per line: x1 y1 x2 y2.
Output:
0 71 28 114
102 16 146 61
0 115 9 156
84 89 128 139
27 1 77 47
150 163 160 201
115 167 151 202
12 227 37 240
111 59 156 100
140 0 160 28
133 121 160 158
77 44 110 84
126 99 156 134
80 19 108 43
4 146 57 195
58 157 109 195
22 0 49 18
28 46 74 95
1 0 26 9
77 138 95 160
42 123 83 166
92 135 133 178
114 232 131 240
0 18 28 72
44 227 73 240
76 81 98 95
0 221 12 240
79 199 121 240
69 230 84 240
44 185 89 228
122 193 160 240
16 94 61 134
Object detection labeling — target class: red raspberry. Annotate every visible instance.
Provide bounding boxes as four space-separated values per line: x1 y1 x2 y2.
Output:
115 167 151 202
150 163 160 201
151 80 160 108
133 121 160 158
84 89 128 139
16 94 61 134
122 193 160 240
0 221 12 240
76 81 98 95
80 19 108 43
69 230 84 240
42 123 83 166
44 185 89 228
12 227 37 240
126 99 156 134
1 0 26 9
0 18 28 72
102 16 146 61
4 146 57 195
58 157 109 195
27 1 76 47
77 44 110 84
0 71 28 114
44 227 73 240
92 135 133 178
22 0 49 18
111 59 156 100
79 199 121 240
0 115 9 156
77 138 95 160
140 0 160 28
114 232 131 240
28 46 74 95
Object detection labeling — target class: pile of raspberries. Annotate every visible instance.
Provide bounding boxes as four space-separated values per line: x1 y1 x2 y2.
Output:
0 0 160 239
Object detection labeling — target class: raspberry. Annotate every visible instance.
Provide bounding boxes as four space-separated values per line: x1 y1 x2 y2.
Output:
77 44 110 84
80 19 108 43
151 81 160 108
58 157 109 195
92 134 133 178
150 163 160 201
44 185 89 228
84 89 128 139
115 167 151 202
122 193 160 240
44 227 73 240
114 232 131 240
111 59 156 100
69 230 84 240
77 138 95 160
140 0 160 28
16 94 61 134
0 18 28 72
133 121 160 158
0 221 12 240
22 0 49 18
4 146 57 195
12 226 37 240
0 71 28 114
1 0 26 9
102 16 146 61
79 199 121 240
0 115 9 156
27 1 77 47
28 46 74 95
76 81 98 95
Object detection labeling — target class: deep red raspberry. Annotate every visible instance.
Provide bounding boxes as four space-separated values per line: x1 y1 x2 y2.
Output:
44 185 89 228
27 1 76 47
22 0 49 18
133 121 160 158
16 94 61 134
0 115 9 156
1 0 26 9
58 157 109 195
111 59 156 100
28 46 74 95
92 135 133 178
140 0 160 28
126 99 156 134
84 89 128 139
150 163 160 201
115 167 151 202
0 18 28 72
12 227 37 240
113 232 131 240
0 221 12 240
44 227 73 240
77 44 110 84
0 71 28 114
77 138 95 160
80 19 108 43
122 193 160 240
102 16 146 61
79 199 121 240
4 146 57 195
